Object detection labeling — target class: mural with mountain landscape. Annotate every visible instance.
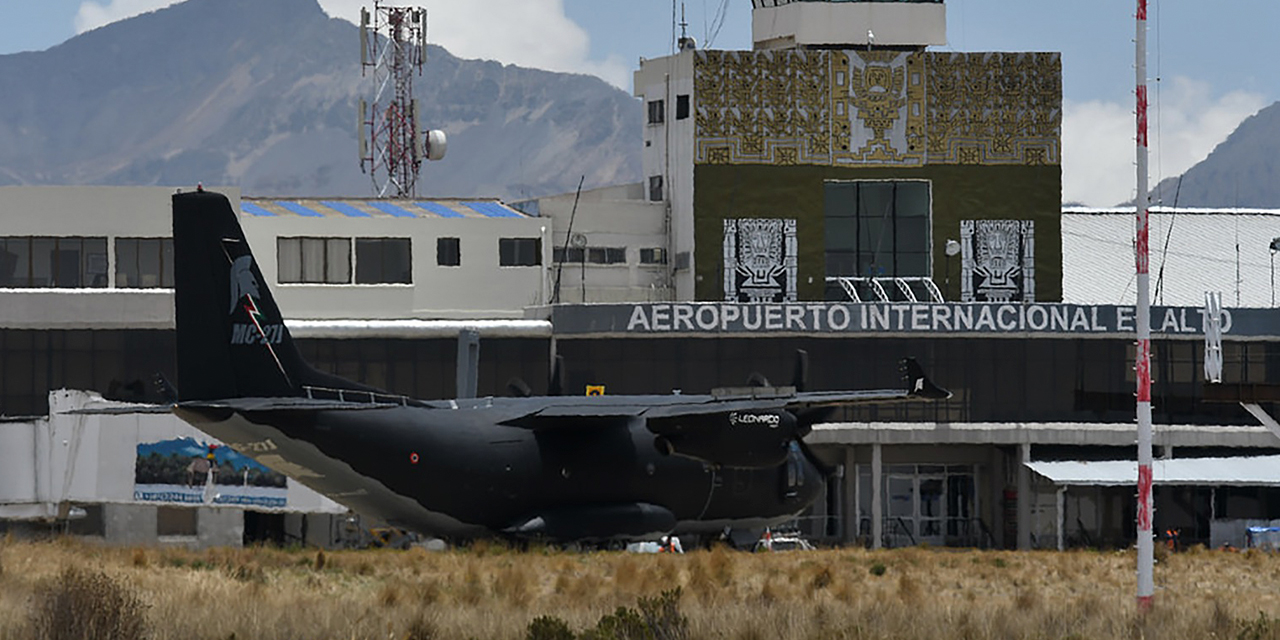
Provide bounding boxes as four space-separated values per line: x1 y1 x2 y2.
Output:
135 437 288 508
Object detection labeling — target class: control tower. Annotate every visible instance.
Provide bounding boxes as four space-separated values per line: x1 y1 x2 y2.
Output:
751 0 946 50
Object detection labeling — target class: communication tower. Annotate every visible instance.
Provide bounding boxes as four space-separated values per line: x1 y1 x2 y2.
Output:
358 2 447 198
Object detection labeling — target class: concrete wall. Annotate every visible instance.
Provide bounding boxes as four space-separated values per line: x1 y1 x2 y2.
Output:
246 210 552 320
0 186 552 326
753 3 946 49
534 183 672 303
635 53 697 301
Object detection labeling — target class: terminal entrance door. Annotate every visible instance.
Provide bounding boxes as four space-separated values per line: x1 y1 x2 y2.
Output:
863 464 978 547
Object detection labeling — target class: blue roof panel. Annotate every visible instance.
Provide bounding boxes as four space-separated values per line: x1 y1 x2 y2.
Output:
320 201 373 218
367 201 418 218
274 201 324 218
240 202 276 217
463 201 521 218
414 202 465 219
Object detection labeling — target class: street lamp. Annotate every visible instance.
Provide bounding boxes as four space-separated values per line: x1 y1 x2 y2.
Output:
1270 238 1280 307
944 239 961 301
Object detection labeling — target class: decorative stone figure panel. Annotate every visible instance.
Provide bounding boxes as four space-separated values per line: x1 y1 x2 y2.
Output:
724 218 798 303
835 51 925 166
960 220 1036 303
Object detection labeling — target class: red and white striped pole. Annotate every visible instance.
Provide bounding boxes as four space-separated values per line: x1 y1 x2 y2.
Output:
1135 0 1155 612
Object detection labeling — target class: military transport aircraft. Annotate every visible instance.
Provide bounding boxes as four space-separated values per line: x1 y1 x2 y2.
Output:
169 189 949 543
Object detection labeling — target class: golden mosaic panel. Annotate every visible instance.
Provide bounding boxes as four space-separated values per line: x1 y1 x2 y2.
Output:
693 50 1061 168
695 50 833 166
924 52 1061 165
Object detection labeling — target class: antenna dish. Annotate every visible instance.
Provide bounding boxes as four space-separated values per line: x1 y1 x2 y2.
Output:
425 130 447 162
570 233 588 248
678 36 697 52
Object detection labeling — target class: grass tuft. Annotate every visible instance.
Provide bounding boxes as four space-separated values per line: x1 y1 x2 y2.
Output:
28 567 148 640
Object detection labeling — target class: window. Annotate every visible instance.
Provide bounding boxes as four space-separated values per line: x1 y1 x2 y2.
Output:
553 247 585 263
115 238 174 288
499 238 541 267
437 238 461 267
676 94 690 120
277 237 351 284
157 506 198 537
0 236 107 288
649 175 664 202
356 238 411 284
823 180 931 279
640 248 668 265
647 99 665 124
587 247 627 264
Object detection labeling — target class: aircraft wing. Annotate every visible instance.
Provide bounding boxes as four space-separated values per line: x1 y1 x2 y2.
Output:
500 357 948 429
177 397 406 413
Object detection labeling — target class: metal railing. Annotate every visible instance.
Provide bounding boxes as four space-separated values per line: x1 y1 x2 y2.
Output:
301 385 412 406
826 276 945 303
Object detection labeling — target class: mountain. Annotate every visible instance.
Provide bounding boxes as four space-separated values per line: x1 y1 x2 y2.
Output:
0 0 641 200
1148 101 1280 208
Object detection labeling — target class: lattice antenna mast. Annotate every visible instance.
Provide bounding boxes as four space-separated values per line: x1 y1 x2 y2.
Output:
359 2 445 198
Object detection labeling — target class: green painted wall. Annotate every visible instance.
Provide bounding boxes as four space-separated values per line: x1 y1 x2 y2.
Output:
694 163 1062 302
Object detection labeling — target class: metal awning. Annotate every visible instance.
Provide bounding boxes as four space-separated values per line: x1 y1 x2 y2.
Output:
1026 455 1280 487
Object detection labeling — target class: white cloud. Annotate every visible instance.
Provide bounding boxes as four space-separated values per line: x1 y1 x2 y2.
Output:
1063 77 1267 206
317 0 631 88
74 0 181 34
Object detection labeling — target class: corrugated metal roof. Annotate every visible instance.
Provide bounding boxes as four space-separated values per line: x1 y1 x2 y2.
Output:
240 199 529 220
1062 208 1280 308
1026 455 1280 486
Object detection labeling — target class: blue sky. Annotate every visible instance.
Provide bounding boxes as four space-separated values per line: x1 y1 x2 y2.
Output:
1 0 1276 205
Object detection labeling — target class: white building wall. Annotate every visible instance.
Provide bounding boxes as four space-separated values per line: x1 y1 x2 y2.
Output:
635 52 697 301
752 3 946 50
535 183 673 303
0 390 345 522
243 213 551 320
0 186 553 325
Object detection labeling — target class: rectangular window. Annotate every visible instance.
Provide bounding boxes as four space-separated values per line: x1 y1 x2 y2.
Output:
647 99 665 124
676 94 690 120
0 236 107 288
553 247 585 263
277 237 351 284
499 238 542 267
157 506 198 537
640 248 668 264
356 238 411 284
437 237 461 267
587 247 627 264
823 180 931 279
115 238 174 288
649 175 664 202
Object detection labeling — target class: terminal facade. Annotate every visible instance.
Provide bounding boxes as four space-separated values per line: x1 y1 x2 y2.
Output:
2 0 1279 549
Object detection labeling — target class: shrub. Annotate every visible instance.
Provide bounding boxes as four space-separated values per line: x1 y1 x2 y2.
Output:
869 562 887 577
526 615 575 640
28 567 148 640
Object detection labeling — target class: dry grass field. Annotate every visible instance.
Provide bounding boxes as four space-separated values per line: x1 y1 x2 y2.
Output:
2 536 1280 640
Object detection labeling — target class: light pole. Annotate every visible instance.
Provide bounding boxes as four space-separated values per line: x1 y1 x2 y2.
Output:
944 239 961 301
1270 238 1280 307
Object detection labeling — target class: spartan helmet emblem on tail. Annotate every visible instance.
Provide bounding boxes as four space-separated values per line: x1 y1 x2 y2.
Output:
229 255 261 315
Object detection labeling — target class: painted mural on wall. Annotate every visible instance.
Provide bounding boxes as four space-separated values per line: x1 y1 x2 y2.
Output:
960 220 1036 303
723 218 798 303
693 50 1060 168
135 437 287 508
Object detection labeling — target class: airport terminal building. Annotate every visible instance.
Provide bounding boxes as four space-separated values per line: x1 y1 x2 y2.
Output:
3 0 1280 549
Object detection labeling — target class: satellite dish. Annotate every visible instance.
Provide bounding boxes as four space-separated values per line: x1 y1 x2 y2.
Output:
425 130 448 161
570 233 588 248
945 239 961 257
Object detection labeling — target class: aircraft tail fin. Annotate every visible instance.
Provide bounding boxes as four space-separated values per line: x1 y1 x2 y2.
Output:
173 189 369 401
